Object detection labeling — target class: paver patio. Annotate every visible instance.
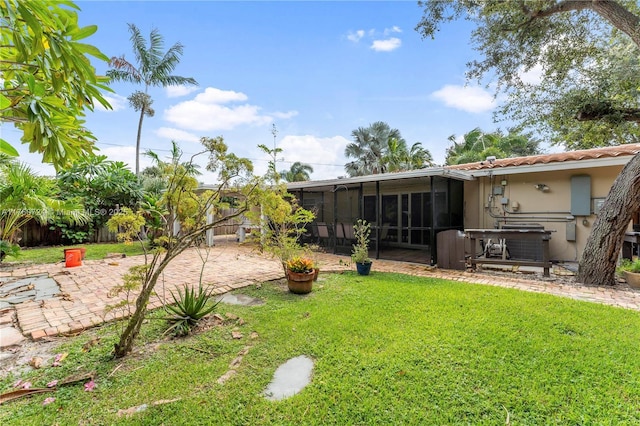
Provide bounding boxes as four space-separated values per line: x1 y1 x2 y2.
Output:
1 236 640 348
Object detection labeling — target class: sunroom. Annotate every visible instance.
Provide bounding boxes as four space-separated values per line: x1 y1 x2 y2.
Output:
286 168 473 265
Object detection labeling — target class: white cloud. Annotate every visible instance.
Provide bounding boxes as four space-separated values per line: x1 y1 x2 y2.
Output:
383 26 402 35
272 110 299 119
370 37 401 52
156 127 200 143
94 94 127 112
431 84 496 113
347 30 365 43
166 85 199 98
194 87 248 103
164 87 293 132
274 135 350 181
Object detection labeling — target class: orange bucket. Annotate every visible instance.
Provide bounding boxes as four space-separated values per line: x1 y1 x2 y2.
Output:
65 249 82 268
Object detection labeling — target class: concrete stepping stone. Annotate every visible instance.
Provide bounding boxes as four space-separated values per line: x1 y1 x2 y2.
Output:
0 274 60 309
0 326 26 348
217 293 264 306
263 355 314 401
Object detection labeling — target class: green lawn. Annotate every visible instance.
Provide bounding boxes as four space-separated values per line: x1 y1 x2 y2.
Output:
2 272 640 424
4 242 148 265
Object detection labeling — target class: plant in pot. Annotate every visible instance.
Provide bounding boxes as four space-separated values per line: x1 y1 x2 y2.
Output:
303 243 321 281
246 186 315 276
617 258 640 289
351 219 372 275
285 256 315 294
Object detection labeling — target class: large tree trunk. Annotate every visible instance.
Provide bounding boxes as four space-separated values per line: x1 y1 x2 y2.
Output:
577 152 640 285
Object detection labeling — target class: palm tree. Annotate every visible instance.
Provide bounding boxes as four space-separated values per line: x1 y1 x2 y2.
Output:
280 162 314 182
404 142 434 170
445 128 542 165
345 122 433 176
0 162 88 248
345 122 402 176
445 128 494 165
107 24 198 174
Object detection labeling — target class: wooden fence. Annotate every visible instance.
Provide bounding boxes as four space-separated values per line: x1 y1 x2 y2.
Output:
17 209 243 247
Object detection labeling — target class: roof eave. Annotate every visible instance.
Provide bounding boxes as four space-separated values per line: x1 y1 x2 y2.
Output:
464 155 633 177
286 168 475 191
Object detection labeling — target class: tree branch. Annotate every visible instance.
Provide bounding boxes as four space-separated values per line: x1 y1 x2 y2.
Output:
576 106 640 123
527 0 640 47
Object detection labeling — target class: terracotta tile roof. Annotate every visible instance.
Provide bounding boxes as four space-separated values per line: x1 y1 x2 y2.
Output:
446 144 640 171
446 144 640 170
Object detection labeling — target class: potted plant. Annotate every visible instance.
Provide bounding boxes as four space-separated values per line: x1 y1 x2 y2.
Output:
285 256 315 294
351 219 372 275
618 258 640 289
303 243 321 281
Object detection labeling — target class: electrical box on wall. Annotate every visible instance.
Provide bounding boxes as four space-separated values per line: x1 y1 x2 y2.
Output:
571 175 591 216
493 186 503 195
566 222 576 241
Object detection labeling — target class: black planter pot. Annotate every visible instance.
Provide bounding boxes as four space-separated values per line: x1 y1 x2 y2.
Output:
356 261 372 276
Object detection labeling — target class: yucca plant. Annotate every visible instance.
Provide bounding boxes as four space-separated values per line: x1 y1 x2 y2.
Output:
164 284 219 336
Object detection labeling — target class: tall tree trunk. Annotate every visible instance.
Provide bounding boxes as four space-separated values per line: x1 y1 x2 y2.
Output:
135 106 146 175
578 152 640 285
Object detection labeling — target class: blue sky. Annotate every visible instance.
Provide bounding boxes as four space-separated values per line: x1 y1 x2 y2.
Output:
7 1 521 181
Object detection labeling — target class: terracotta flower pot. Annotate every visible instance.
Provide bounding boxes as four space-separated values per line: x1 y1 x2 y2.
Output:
624 271 640 289
287 270 314 294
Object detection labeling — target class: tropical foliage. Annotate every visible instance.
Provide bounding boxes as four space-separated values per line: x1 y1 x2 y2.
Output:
0 0 112 168
0 161 89 259
164 284 219 336
54 155 143 243
345 121 433 176
285 256 314 274
107 24 197 174
445 128 542 165
280 161 314 182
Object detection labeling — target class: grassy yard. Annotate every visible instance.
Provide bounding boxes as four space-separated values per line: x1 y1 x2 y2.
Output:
2 272 640 424
4 242 148 265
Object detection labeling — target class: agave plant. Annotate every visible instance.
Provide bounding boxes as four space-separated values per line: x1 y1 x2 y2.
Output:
164 284 219 336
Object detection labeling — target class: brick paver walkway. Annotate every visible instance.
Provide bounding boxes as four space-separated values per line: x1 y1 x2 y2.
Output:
1 237 640 347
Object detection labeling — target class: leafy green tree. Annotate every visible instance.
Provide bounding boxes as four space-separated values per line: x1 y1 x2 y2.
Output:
280 161 314 182
416 0 640 285
0 0 112 168
107 136 259 357
55 155 143 243
505 36 640 149
445 128 541 165
107 24 198 174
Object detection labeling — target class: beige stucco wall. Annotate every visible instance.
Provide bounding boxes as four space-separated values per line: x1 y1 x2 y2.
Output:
465 165 625 262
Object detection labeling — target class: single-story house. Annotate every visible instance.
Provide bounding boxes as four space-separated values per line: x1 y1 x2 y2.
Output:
287 144 640 267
